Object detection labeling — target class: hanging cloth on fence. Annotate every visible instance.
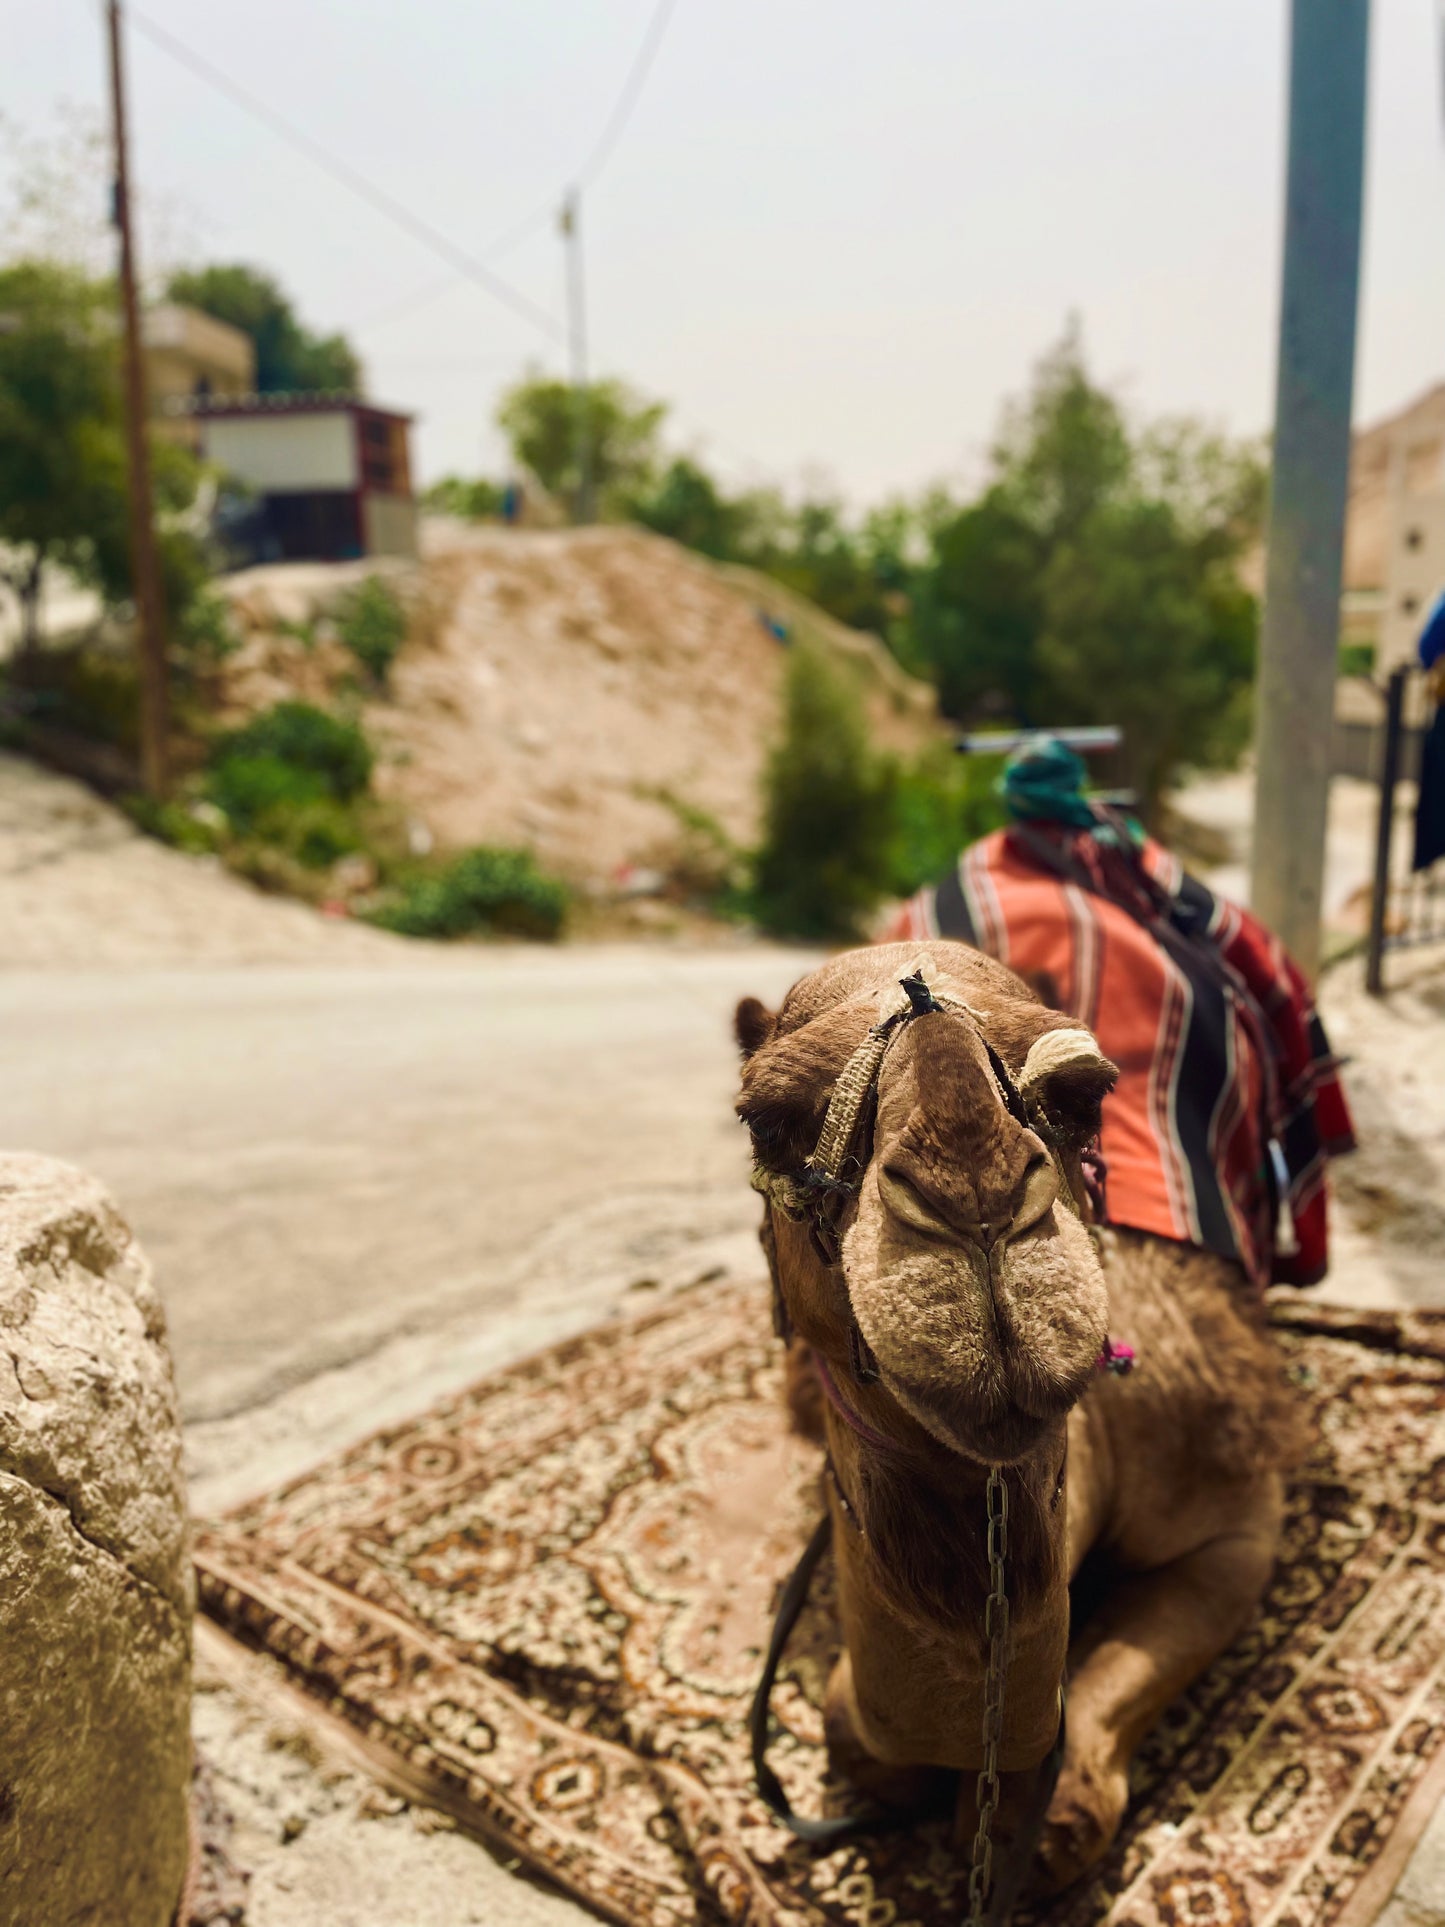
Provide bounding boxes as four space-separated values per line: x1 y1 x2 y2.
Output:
1413 699 1445 872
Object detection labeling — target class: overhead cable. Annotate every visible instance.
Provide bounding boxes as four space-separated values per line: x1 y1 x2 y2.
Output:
126 5 563 341
576 0 680 189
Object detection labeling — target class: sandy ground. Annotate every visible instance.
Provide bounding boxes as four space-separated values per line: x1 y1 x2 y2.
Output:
3 752 1445 1923
0 753 408 966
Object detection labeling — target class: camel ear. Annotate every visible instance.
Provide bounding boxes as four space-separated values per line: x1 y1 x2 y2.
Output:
1017 1027 1117 1148
736 1001 872 1168
735 996 777 1059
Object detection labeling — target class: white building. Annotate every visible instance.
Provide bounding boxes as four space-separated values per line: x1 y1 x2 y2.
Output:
169 392 419 563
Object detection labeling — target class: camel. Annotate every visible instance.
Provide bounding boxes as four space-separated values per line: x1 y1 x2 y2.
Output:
735 940 1303 1905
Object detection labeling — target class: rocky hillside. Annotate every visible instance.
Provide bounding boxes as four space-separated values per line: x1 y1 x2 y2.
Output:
217 523 941 882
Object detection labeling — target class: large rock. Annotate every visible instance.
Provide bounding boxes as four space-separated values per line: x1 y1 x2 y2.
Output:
0 1154 191 1927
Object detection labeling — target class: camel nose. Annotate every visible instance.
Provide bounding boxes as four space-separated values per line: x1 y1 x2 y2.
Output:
979 1152 1058 1248
879 1148 1059 1248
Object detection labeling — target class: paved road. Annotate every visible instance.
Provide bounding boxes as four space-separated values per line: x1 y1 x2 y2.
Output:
0 945 817 1430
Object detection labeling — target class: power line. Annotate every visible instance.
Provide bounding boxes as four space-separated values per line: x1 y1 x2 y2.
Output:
125 6 563 343
358 0 680 338
355 199 560 335
576 0 680 190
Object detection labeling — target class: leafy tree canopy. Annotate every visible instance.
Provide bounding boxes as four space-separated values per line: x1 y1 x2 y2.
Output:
909 323 1266 819
495 373 666 513
0 259 210 656
166 263 361 394
0 261 133 649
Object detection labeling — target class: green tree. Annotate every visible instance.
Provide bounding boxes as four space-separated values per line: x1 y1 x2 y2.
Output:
903 323 1264 821
750 647 898 941
422 474 502 520
0 262 128 652
992 318 1132 542
1035 500 1257 822
0 259 217 686
166 263 360 393
496 374 666 514
629 460 918 639
759 498 894 634
630 456 747 558
905 489 1045 719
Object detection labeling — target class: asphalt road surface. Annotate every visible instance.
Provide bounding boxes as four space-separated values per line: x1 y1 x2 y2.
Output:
0 945 817 1430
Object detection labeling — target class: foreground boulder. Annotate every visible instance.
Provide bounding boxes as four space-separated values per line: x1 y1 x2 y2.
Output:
0 1153 191 1927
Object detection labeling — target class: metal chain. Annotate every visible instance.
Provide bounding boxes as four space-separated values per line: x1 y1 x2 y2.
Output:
966 1465 1010 1926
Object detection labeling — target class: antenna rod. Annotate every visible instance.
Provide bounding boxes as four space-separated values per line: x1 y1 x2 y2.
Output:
561 188 594 525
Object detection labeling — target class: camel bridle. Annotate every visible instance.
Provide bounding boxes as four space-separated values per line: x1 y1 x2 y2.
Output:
749 966 1086 1347
746 967 1098 1926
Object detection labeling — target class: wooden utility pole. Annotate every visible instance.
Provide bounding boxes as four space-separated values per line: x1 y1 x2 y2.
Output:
107 0 169 798
560 188 595 525
1250 0 1370 979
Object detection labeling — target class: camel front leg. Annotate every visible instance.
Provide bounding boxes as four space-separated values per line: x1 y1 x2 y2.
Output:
1039 1482 1284 1892
823 1651 953 1814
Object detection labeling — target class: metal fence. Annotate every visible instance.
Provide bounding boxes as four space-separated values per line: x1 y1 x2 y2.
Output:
1365 665 1445 993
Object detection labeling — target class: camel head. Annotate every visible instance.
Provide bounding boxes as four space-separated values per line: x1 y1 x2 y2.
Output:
737 942 1117 1466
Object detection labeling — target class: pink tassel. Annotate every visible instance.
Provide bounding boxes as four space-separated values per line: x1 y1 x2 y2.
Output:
1097 1337 1136 1376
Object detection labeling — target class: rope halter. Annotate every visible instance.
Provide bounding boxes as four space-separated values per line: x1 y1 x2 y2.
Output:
750 956 1101 1223
748 956 1134 1378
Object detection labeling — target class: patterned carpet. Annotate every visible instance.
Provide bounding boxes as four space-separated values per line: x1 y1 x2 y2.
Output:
195 1284 1445 1927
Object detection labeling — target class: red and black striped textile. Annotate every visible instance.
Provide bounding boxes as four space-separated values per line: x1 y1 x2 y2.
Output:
885 819 1355 1288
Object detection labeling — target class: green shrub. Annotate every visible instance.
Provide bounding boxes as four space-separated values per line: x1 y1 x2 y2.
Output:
1339 640 1376 680
205 751 330 832
644 787 747 906
175 587 240 663
209 702 373 804
11 644 140 753
888 744 1006 898
338 576 407 687
123 794 224 856
423 475 503 520
368 846 568 940
749 646 898 941
282 798 363 870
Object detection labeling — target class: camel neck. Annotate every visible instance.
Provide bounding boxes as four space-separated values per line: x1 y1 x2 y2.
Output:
826 1418 1072 1775
820 1380 1068 1639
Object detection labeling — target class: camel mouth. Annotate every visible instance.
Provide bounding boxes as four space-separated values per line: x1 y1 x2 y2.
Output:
879 1359 1078 1467
843 1182 1110 1469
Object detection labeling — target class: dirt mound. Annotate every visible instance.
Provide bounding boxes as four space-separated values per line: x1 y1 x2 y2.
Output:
218 524 941 882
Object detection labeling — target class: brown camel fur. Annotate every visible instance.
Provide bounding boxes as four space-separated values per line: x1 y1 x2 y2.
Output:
736 941 1303 1893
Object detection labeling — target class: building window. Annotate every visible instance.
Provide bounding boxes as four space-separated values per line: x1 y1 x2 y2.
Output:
1406 527 1424 551
358 414 398 493
1402 593 1420 616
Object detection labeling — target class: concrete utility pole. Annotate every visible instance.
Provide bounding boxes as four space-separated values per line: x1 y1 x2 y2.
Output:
107 0 170 798
1250 0 1370 979
560 188 595 525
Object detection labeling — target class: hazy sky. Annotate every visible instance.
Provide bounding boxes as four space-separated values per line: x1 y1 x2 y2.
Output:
5 2 1445 499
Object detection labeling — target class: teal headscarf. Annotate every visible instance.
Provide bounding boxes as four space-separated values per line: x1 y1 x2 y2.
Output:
1000 737 1098 830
